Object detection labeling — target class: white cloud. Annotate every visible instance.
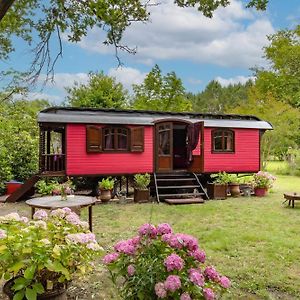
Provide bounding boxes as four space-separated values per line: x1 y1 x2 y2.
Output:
108 67 147 90
187 78 202 85
75 0 274 68
14 92 61 103
215 75 255 86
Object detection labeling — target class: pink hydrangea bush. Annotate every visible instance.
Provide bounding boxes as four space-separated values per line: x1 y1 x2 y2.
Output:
0 209 102 299
253 171 276 189
103 223 230 299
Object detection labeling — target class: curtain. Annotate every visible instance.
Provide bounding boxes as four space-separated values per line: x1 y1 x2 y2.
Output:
186 122 201 164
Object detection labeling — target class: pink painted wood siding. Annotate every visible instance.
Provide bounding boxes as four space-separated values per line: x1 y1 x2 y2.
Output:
66 124 153 175
203 128 260 173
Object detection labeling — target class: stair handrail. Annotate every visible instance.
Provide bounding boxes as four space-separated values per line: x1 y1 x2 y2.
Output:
153 173 160 203
192 173 209 200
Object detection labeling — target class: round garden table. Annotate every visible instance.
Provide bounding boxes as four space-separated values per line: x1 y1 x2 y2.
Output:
26 196 97 231
283 193 300 208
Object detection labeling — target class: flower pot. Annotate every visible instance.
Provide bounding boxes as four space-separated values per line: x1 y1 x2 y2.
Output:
134 189 150 203
207 183 227 200
254 187 268 197
3 279 67 300
100 189 112 202
229 183 240 197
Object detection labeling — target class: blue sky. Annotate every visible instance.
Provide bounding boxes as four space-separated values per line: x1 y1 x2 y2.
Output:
3 0 300 104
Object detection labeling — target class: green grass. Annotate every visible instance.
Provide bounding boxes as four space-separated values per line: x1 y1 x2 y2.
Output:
1 175 300 299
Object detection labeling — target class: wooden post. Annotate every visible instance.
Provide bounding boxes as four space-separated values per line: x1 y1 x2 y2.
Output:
88 205 93 231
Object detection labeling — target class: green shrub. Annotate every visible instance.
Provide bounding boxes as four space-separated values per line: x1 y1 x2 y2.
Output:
134 173 151 190
35 180 59 196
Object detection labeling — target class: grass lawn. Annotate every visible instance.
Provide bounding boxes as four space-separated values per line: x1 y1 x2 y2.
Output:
1 174 300 299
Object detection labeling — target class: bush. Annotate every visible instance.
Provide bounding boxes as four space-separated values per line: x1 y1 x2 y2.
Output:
134 173 151 190
103 223 230 299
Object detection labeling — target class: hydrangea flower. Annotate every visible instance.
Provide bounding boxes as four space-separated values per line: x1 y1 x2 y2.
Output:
219 276 231 288
87 242 101 251
164 254 184 272
0 229 7 239
157 223 173 235
164 275 181 292
155 282 167 298
127 265 135 276
189 249 206 263
102 253 119 264
204 266 220 282
50 208 66 218
114 239 136 255
4 212 21 221
189 268 204 286
33 209 48 220
138 223 157 238
34 220 47 229
66 233 96 244
180 293 192 300
203 288 215 300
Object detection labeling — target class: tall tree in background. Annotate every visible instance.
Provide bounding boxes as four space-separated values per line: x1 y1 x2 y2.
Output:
255 25 300 108
132 65 192 112
66 72 128 109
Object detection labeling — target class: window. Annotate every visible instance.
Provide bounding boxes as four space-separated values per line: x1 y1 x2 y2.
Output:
212 129 234 153
86 125 144 153
103 127 129 151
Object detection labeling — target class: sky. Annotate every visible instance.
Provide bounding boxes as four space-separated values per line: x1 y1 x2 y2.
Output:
3 0 300 104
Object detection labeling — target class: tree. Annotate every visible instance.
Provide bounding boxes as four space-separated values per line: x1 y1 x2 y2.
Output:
132 65 192 112
255 25 300 108
0 0 269 81
189 80 253 113
66 72 128 109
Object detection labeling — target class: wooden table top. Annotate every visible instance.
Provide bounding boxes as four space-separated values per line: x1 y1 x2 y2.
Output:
26 195 96 209
283 193 300 200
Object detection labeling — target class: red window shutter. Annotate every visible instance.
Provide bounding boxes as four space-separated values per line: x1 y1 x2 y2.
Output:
86 125 102 152
131 127 144 152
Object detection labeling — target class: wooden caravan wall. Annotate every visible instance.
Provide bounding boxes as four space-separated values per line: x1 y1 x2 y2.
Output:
66 124 153 175
203 128 260 173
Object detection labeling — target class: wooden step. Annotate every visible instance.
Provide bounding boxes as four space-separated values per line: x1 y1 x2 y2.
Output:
156 173 191 178
157 178 196 182
157 185 199 189
6 174 40 203
159 192 204 198
165 198 204 205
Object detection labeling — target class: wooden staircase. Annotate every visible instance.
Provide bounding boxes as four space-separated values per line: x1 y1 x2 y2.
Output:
153 173 208 204
6 174 40 203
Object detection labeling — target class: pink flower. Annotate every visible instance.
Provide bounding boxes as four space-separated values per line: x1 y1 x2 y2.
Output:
180 293 192 300
157 223 173 235
33 210 48 220
189 249 206 263
127 265 135 276
102 253 119 264
203 288 215 300
138 223 157 238
65 212 81 226
166 233 199 251
219 276 231 288
50 209 65 218
87 242 101 251
66 233 96 244
20 217 29 223
114 240 136 255
204 266 220 282
189 268 204 286
162 233 172 243
62 207 72 214
164 275 181 292
128 236 140 247
155 282 167 298
0 229 7 239
164 254 184 272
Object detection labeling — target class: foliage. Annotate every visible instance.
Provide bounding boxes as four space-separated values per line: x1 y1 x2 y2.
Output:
0 209 102 300
35 180 60 196
98 177 115 190
0 99 49 194
132 65 192 112
103 223 230 299
253 171 276 189
189 80 253 113
134 173 151 190
211 172 232 185
66 72 128 109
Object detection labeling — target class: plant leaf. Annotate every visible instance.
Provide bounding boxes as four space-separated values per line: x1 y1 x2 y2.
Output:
24 265 36 280
32 283 44 294
25 287 37 300
13 290 25 300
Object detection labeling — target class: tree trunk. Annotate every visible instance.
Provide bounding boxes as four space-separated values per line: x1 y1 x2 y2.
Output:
0 0 15 21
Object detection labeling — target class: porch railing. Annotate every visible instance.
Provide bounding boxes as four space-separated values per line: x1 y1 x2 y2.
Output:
41 154 65 173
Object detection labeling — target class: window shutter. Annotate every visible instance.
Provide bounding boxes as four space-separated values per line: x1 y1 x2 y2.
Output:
131 127 144 152
86 125 102 152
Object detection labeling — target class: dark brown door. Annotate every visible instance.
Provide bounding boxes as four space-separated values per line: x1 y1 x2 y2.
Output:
156 122 173 172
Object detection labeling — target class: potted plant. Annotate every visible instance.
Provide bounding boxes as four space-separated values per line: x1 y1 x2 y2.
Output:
253 171 276 197
98 177 115 202
103 223 231 299
133 173 151 203
228 174 240 197
0 209 102 300
207 172 231 199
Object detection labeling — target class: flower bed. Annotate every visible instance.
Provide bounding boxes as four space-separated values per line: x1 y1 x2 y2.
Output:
103 223 230 299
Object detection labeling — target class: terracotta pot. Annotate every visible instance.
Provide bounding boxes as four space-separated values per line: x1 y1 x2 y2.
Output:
134 189 150 203
207 183 227 200
229 183 240 197
100 189 112 202
254 187 268 197
3 279 67 300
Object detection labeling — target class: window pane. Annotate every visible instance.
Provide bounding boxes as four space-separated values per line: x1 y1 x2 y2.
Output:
159 130 170 155
104 129 114 149
117 131 128 149
214 136 223 150
224 133 233 151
